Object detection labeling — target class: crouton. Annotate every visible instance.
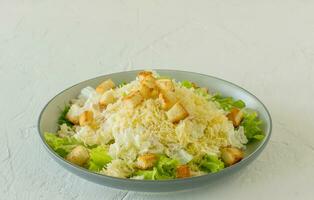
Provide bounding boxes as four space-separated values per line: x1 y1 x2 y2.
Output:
139 83 159 99
96 79 115 94
138 71 157 89
227 108 243 127
156 79 175 92
138 71 153 81
159 91 177 110
99 90 116 109
123 90 143 108
141 77 156 89
136 154 157 169
176 165 191 178
66 104 81 125
221 147 244 166
66 145 90 166
191 82 198 88
166 102 189 123
79 110 94 126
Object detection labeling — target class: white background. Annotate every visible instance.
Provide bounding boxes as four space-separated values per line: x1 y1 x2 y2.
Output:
1 1 314 200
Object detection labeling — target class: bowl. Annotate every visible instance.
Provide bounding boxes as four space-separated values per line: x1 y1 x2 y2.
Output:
38 69 272 192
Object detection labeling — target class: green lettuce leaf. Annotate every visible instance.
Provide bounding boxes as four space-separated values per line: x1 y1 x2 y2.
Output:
134 168 158 180
211 94 246 111
241 112 264 142
181 80 194 89
200 154 224 173
118 82 127 88
44 132 80 157
88 146 112 172
195 88 210 100
58 106 74 127
155 155 178 180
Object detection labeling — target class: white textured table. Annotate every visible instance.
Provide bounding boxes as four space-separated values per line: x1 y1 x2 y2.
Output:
1 1 314 199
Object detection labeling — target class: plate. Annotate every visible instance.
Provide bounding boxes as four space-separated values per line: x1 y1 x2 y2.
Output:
38 69 272 192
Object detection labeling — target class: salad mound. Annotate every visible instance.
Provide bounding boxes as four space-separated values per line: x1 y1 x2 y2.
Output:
44 71 264 180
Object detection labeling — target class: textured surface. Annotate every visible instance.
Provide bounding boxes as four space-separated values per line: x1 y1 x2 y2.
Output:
1 0 314 199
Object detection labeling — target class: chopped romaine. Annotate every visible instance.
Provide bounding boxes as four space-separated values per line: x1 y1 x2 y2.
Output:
181 80 195 89
211 94 245 111
134 168 158 180
44 132 80 157
58 106 74 127
241 112 264 142
118 82 127 88
200 154 224 173
88 146 112 172
195 88 210 100
155 155 178 180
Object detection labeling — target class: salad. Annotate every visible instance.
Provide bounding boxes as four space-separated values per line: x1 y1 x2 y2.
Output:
44 71 264 180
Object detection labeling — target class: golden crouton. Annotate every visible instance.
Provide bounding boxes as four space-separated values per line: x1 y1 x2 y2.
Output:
176 165 191 178
136 154 157 169
156 79 175 92
79 110 94 126
191 82 198 88
123 90 143 108
96 79 115 94
159 91 177 110
166 102 189 123
66 145 90 166
139 83 159 99
138 71 153 81
227 108 243 127
221 147 244 166
66 104 81 125
138 71 156 89
99 90 116 109
141 76 156 89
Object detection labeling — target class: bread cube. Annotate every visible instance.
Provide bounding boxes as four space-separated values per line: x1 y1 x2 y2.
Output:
221 147 244 166
79 110 94 126
159 91 177 110
138 71 153 81
66 104 81 125
138 71 156 89
139 83 159 99
176 165 191 178
227 108 243 127
123 90 143 108
96 79 115 94
136 154 157 169
66 145 90 166
156 79 174 92
166 102 189 123
99 90 116 109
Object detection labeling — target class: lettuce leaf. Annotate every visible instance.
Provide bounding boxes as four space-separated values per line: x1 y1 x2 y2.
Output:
241 112 264 142
200 154 224 173
211 94 245 111
88 146 112 172
133 155 178 180
134 168 158 180
195 88 210 100
181 80 195 89
155 155 179 180
118 82 127 88
44 132 80 157
58 106 74 127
